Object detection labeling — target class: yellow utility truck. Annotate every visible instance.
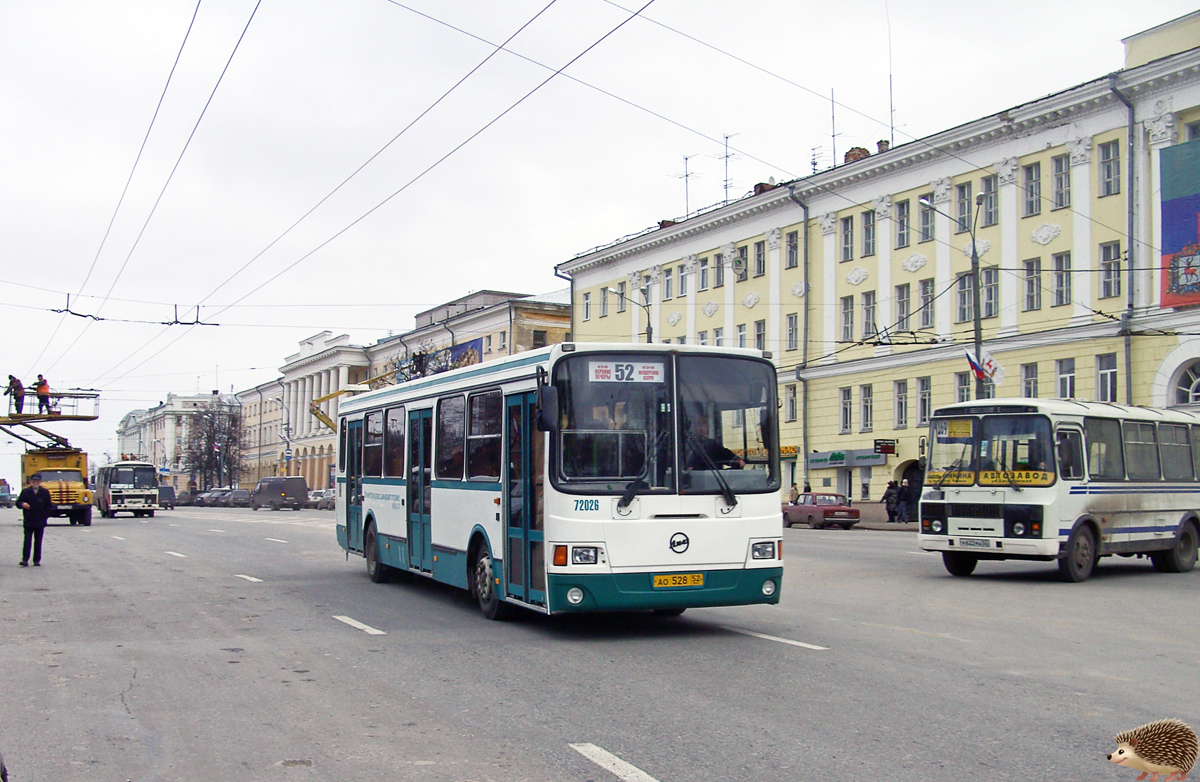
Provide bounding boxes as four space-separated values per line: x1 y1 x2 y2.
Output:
21 447 93 526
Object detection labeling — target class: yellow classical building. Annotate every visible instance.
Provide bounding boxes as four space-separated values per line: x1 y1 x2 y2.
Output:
558 14 1200 501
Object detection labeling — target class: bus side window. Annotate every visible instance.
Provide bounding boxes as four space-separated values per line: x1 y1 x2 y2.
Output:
1057 430 1084 480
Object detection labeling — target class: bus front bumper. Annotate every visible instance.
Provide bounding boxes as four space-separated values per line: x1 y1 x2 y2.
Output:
546 567 783 613
918 534 1061 558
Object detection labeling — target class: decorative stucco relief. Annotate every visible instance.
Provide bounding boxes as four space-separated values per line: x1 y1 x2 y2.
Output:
847 267 869 286
1030 224 1062 245
901 253 928 273
962 240 991 258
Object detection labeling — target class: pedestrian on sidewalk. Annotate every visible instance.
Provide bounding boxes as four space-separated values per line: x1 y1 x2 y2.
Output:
17 473 55 567
896 479 913 525
881 480 899 523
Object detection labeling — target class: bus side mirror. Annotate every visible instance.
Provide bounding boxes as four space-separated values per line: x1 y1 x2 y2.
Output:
536 386 558 432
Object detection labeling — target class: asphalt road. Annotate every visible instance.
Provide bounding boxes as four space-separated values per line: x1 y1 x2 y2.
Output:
1 507 1196 781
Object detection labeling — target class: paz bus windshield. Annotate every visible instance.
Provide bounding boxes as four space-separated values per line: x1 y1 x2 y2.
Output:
928 414 1056 487
111 466 158 488
550 352 779 495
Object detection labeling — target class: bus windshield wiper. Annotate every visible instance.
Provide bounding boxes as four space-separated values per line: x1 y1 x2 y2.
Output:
934 445 970 489
684 431 737 508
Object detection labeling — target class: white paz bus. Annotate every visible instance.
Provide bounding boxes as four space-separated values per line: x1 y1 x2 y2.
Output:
918 399 1200 582
335 342 784 619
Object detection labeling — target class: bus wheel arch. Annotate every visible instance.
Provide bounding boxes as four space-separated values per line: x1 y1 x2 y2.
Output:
468 532 512 621
1152 517 1199 574
1058 519 1100 583
364 517 390 583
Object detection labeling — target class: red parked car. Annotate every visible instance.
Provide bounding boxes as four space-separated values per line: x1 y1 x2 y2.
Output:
782 493 860 530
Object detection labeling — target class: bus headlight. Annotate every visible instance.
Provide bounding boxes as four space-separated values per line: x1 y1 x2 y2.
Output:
752 542 776 559
566 587 585 605
762 579 777 596
571 547 598 565
1012 522 1026 537
931 519 944 534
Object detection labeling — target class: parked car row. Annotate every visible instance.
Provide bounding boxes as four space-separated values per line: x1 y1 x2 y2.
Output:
306 489 335 510
145 477 329 512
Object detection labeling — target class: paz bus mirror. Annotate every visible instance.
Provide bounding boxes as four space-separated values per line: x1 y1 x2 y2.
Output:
536 386 558 432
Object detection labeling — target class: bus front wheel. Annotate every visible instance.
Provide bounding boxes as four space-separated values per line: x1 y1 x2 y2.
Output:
365 523 390 584
942 551 977 577
473 547 513 621
1058 525 1096 583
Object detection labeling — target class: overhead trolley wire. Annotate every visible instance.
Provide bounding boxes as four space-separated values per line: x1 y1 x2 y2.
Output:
42 0 263 378
88 0 659 389
24 0 204 377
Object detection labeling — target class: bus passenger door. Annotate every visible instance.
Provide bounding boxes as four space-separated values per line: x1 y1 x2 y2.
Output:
407 409 433 573
346 419 364 553
505 392 545 605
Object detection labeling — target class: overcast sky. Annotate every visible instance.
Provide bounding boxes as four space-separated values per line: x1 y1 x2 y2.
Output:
1 0 1194 476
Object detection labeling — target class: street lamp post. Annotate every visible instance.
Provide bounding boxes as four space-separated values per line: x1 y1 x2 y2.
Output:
919 193 987 399
608 286 653 343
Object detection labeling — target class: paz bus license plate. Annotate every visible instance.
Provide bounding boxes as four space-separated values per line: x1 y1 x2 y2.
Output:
958 537 990 548
653 573 704 588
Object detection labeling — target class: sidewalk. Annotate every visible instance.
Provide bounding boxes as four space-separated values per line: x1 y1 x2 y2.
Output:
853 501 917 532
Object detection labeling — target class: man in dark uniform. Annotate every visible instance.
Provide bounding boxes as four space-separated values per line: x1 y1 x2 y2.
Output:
18 473 55 567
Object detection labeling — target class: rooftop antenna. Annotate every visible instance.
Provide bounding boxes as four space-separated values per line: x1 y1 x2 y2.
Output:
885 0 895 146
714 134 740 205
672 154 700 216
810 146 822 174
831 89 840 166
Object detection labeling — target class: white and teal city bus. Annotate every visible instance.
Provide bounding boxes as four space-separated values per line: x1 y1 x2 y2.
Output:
335 342 783 619
918 398 1200 582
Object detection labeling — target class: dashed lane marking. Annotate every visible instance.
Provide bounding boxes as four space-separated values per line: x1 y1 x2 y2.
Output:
722 626 828 651
265 538 289 544
111 536 125 541
166 551 188 558
569 743 661 782
333 615 385 635
234 574 263 582
209 529 226 533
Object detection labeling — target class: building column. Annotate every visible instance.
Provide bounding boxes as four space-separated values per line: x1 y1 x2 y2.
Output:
1147 108 1176 310
931 178 954 341
819 213 837 363
766 229 782 354
873 197 892 357
997 158 1020 337
1069 137 1093 325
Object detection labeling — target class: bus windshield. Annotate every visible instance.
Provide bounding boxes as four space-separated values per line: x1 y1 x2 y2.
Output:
678 354 778 494
928 415 1055 487
551 352 779 495
112 466 157 488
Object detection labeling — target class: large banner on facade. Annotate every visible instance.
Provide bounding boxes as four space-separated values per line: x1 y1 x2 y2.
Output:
1161 139 1200 308
449 338 483 369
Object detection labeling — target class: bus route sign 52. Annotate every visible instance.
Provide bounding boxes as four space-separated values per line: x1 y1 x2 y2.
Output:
589 361 664 383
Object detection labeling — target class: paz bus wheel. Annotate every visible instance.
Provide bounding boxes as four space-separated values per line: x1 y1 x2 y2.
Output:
1058 525 1096 582
942 552 977 577
473 547 513 621
364 523 390 584
1163 520 1198 573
